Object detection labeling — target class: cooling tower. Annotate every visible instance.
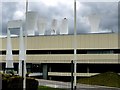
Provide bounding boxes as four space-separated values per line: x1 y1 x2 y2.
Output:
37 17 46 35
44 30 51 35
88 14 101 33
26 11 38 35
60 18 68 34
51 19 58 35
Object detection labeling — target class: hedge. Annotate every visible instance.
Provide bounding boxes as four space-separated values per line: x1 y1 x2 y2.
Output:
1 73 38 90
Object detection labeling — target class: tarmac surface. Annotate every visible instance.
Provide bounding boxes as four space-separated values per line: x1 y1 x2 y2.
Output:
36 79 120 90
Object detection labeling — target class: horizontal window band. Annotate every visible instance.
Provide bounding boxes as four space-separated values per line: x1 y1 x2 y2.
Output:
0 49 120 55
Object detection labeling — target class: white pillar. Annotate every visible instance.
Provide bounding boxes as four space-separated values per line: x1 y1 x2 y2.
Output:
23 0 28 89
19 27 25 76
6 29 14 69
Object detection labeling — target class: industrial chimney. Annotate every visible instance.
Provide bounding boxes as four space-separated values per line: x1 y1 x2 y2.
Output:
37 17 46 35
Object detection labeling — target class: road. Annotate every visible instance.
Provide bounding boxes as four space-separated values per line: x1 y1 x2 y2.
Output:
36 79 120 90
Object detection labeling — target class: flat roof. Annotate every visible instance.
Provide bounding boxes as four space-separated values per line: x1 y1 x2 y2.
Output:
0 32 116 38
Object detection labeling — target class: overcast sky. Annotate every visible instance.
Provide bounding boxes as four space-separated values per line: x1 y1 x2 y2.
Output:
1 0 119 36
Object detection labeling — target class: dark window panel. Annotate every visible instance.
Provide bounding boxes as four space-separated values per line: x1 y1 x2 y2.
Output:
0 49 120 55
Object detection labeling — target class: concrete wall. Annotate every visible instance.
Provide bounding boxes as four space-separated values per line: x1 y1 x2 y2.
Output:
0 33 118 50
0 33 119 64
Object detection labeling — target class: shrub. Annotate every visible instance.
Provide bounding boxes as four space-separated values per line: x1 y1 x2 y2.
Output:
7 76 23 90
26 77 38 90
1 73 38 90
77 72 120 88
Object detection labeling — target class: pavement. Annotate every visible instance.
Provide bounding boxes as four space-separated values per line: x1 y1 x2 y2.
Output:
36 79 120 90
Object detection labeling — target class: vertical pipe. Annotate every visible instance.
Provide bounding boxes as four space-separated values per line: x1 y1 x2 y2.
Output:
23 0 28 89
22 60 24 90
74 0 77 90
22 60 24 80
71 60 74 90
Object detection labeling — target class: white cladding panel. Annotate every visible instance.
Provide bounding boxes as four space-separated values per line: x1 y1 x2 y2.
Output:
60 18 68 34
88 14 100 33
37 17 46 35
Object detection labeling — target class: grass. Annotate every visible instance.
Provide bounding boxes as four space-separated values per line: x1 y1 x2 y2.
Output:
38 86 66 90
77 72 120 88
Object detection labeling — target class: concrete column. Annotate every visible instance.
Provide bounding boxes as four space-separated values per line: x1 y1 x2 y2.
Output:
49 65 52 80
43 64 48 79
87 66 90 73
6 29 14 69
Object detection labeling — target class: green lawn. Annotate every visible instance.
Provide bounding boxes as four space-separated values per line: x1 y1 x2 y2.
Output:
38 72 120 89
77 72 120 88
38 86 66 90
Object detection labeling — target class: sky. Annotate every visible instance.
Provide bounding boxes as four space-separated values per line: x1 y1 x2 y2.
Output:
0 0 119 37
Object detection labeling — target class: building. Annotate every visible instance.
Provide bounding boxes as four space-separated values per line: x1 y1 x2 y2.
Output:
0 33 120 81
